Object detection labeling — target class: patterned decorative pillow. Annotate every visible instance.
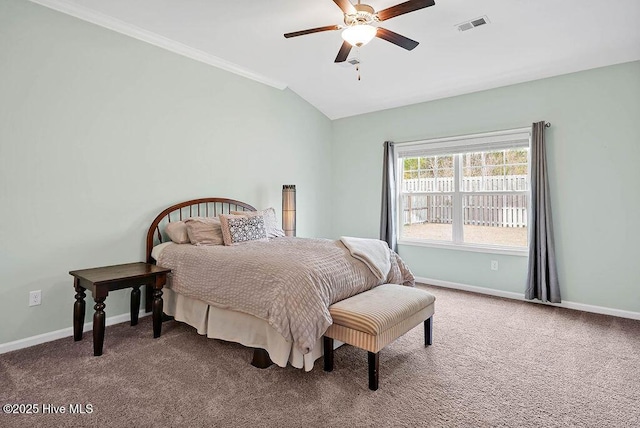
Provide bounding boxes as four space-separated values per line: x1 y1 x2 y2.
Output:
230 207 285 238
219 214 268 246
165 221 190 244
184 217 224 246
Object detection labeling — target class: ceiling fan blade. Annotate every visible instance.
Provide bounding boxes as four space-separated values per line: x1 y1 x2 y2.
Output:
284 25 341 38
377 0 435 21
376 27 419 50
333 0 357 15
334 41 352 63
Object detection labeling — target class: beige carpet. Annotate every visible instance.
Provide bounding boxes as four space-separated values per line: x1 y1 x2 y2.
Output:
1 284 639 428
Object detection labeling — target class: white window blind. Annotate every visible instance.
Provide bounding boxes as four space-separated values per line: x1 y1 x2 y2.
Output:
396 130 530 158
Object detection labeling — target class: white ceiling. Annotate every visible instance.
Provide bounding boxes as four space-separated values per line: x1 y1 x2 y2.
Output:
33 0 640 119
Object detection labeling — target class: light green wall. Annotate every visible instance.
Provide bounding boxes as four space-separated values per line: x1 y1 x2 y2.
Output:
2 1 638 349
0 0 332 344
332 61 640 313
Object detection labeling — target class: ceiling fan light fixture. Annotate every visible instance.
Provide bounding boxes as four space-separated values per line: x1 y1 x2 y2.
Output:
341 24 377 47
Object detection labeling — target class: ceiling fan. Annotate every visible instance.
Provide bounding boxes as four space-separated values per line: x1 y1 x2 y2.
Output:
284 0 436 63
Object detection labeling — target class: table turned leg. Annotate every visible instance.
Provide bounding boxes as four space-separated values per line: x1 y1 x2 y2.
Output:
73 280 86 341
93 297 106 356
131 286 141 326
152 288 163 338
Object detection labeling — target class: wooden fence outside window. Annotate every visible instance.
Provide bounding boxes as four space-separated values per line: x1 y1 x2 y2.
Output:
402 175 528 228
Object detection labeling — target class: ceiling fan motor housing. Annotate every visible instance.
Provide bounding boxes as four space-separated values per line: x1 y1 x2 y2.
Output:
344 3 378 26
283 0 436 63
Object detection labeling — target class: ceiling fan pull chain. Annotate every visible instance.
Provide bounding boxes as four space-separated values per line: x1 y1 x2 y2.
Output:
355 46 361 81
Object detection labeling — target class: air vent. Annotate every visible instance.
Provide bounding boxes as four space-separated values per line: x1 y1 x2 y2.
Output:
456 16 490 32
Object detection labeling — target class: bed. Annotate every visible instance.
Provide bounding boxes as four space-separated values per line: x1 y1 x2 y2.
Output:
145 197 414 371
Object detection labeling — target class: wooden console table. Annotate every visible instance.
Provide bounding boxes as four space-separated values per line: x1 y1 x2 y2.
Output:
69 262 171 356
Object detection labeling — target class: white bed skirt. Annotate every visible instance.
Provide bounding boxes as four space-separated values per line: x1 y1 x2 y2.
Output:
162 288 335 371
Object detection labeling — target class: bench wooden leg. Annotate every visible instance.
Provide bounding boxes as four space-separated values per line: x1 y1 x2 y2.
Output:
424 316 433 346
368 351 379 391
323 336 334 372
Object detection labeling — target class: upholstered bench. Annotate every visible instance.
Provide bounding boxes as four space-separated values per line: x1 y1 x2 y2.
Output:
323 284 436 391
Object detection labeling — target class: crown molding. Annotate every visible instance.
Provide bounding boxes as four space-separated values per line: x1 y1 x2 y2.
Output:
28 0 288 90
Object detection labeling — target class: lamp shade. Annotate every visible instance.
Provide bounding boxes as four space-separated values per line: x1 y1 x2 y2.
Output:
341 25 377 47
282 185 296 237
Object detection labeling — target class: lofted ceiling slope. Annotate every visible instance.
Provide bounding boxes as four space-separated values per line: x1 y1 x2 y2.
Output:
31 0 640 119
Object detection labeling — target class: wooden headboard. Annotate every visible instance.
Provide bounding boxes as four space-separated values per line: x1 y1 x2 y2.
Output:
145 197 256 263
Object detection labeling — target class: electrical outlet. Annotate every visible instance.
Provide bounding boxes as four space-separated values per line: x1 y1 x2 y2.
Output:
490 260 499 271
29 290 42 306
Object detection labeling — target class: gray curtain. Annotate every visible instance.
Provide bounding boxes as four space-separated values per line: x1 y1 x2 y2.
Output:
380 141 397 251
526 121 560 303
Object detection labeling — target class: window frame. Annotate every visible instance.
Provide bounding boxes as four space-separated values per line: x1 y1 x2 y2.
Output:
394 128 532 256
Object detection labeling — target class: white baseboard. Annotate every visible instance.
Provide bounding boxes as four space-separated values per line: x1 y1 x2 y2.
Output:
415 276 640 321
0 311 150 355
3 279 638 354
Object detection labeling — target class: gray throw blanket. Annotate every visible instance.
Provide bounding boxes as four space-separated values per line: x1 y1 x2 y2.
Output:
158 237 414 353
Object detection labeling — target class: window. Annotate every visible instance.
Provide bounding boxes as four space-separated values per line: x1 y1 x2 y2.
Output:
396 129 530 253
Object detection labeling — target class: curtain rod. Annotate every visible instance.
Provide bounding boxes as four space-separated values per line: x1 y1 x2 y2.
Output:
388 122 551 146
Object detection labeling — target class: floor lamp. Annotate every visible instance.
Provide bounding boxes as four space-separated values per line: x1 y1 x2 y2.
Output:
282 185 296 237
